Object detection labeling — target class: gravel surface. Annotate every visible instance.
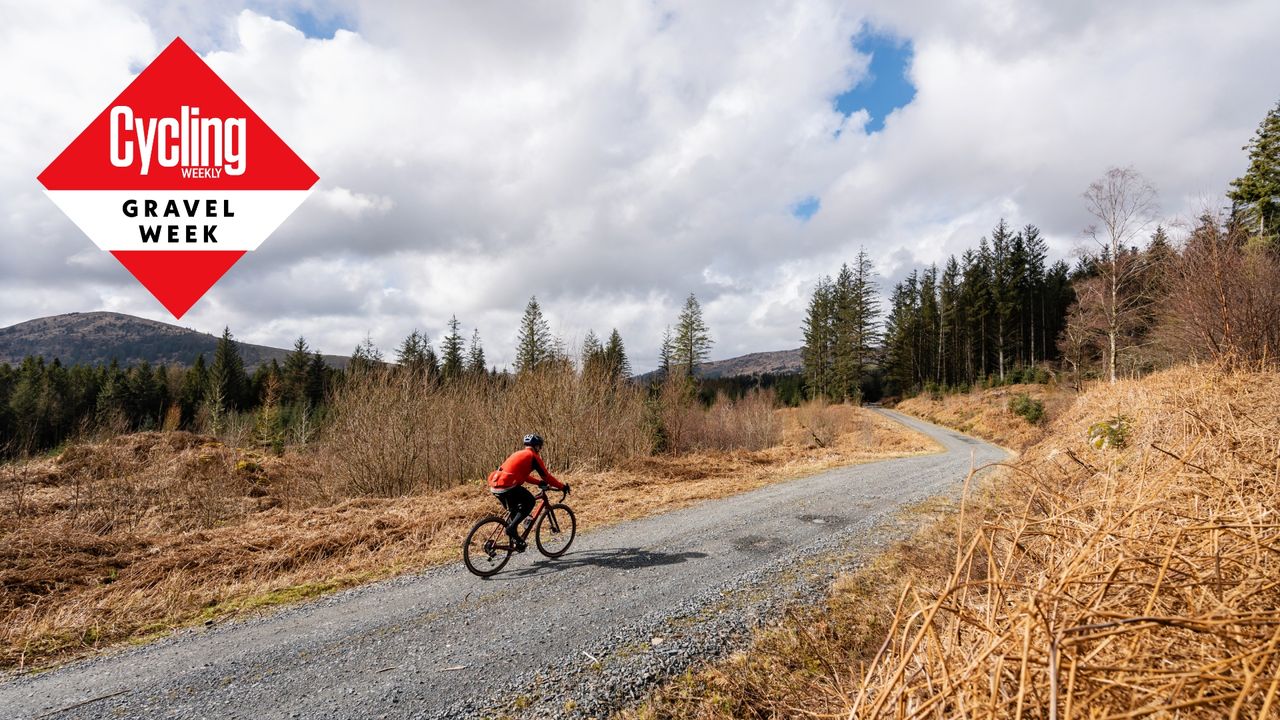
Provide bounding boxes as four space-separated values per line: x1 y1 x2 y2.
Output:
0 410 1004 720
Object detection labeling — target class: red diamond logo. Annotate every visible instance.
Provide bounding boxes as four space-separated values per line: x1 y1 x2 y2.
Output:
38 37 318 318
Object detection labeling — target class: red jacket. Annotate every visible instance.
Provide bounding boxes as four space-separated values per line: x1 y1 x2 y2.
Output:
487 447 564 491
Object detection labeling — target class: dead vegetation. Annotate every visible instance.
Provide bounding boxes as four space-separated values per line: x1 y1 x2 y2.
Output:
630 364 1280 719
895 383 1073 452
0 397 931 671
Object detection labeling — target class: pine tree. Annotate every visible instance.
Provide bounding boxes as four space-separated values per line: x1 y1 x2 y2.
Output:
581 330 606 375
395 330 430 374
306 352 328 405
282 337 312 404
848 249 881 388
672 293 713 377
831 264 859 399
883 274 921 395
515 297 553 374
1228 101 1280 239
466 329 486 376
960 245 993 382
254 368 284 453
179 353 208 425
209 327 249 411
939 256 961 385
441 316 465 380
249 360 278 409
1042 259 1075 367
1022 225 1048 366
801 276 836 399
350 334 384 375
658 326 674 379
603 329 631 380
989 219 1020 381
1144 225 1175 296
921 265 944 386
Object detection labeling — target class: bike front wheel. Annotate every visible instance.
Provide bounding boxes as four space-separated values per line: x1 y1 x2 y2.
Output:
535 503 576 558
463 516 513 577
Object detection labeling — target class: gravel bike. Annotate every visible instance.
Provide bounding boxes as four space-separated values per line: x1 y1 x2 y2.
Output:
463 484 576 577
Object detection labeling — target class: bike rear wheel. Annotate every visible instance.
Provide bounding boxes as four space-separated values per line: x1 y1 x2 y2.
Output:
463 516 513 577
535 503 576 557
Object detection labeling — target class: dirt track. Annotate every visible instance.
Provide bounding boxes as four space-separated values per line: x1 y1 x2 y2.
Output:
0 410 1004 719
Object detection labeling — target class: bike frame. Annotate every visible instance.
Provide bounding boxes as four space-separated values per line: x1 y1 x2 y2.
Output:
488 486 565 550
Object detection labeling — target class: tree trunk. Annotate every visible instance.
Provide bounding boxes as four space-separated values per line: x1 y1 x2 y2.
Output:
1109 236 1119 384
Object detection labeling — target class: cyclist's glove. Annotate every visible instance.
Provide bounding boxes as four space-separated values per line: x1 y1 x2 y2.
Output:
562 483 571 495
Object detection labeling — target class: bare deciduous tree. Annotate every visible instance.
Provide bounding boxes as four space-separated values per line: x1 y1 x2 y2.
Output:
1159 213 1280 365
1058 276 1108 390
1083 167 1159 383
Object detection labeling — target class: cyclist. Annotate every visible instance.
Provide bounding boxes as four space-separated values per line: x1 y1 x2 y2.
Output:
487 434 569 552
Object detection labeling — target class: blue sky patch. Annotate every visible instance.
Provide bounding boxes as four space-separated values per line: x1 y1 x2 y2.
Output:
281 7 350 39
834 30 916 133
791 195 821 221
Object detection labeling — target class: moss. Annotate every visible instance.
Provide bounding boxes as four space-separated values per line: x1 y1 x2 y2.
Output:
196 578 355 620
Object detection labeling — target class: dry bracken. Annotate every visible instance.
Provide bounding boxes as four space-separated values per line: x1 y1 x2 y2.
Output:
632 364 1280 720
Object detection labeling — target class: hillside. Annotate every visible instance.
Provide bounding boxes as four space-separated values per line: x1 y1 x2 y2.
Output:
0 312 348 369
698 347 803 378
637 347 803 381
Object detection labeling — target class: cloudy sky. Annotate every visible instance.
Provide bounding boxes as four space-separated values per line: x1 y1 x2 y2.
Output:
3 1 1277 370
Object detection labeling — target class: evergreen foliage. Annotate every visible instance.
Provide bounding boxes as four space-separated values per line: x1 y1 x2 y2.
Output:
880 220 1075 396
282 337 313 404
671 293 713 377
801 248 880 402
580 330 606 376
1229 101 1280 239
395 330 434 377
603 329 631 380
0 325 342 458
349 335 384 375
515 297 554 374
465 328 486 376
209 327 249 411
658 326 674 379
440 316 465 380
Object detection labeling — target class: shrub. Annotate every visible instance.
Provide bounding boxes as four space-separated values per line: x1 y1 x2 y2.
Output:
1088 416 1129 449
1007 393 1045 425
795 398 838 448
653 375 781 453
693 389 780 452
324 365 650 496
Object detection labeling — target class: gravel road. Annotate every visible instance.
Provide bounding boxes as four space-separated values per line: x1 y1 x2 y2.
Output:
1 410 1005 720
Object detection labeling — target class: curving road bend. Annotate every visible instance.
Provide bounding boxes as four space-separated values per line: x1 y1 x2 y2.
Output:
1 410 1005 719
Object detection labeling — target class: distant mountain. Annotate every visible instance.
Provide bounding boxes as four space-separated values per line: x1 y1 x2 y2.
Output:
697 348 804 378
636 347 803 382
0 312 349 369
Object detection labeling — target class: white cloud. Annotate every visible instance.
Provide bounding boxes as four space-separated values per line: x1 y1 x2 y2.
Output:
316 187 393 218
1 0 1277 371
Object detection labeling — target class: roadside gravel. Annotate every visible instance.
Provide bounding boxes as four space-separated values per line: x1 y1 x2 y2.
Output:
0 410 1004 720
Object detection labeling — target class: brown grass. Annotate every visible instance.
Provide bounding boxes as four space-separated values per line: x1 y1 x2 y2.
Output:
895 383 1074 452
0 402 933 671
629 364 1280 719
